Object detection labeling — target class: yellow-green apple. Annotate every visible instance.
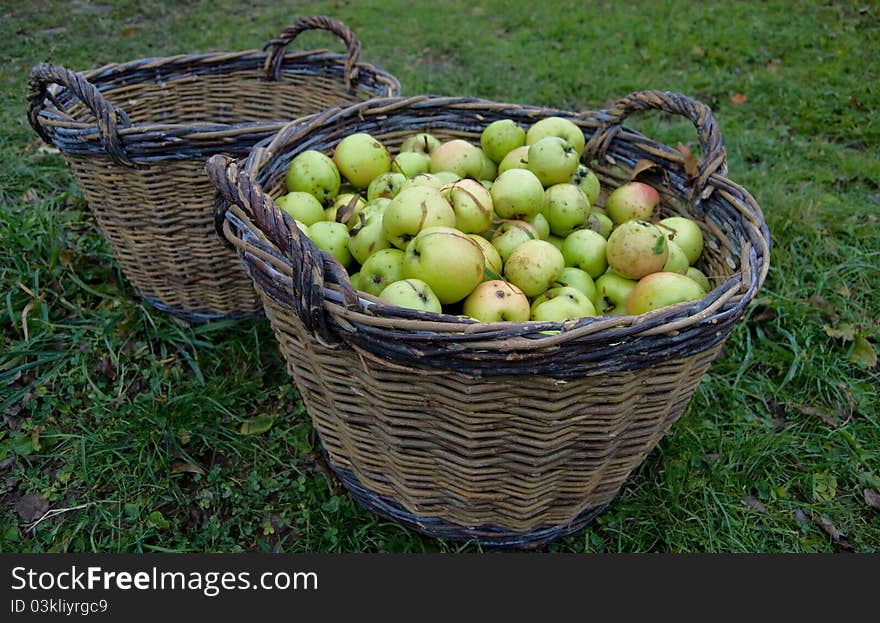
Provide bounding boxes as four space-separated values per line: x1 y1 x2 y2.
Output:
403 226 485 304
606 220 668 279
526 116 585 155
348 211 392 265
503 239 566 297
658 216 704 264
527 136 580 187
686 266 711 291
379 278 442 313
332 133 391 188
497 145 530 174
481 119 526 163
467 233 504 280
390 151 431 178
433 171 461 185
477 149 498 180
382 186 456 249
530 286 597 321
276 191 324 226
429 139 483 178
366 172 406 201
595 272 637 314
585 210 613 239
553 266 597 307
462 280 530 322
627 271 706 314
571 164 601 205
400 173 445 191
528 212 551 240
490 168 545 220
490 219 539 263
605 181 661 224
308 221 352 267
358 248 406 297
561 228 608 278
400 132 441 155
285 150 341 203
547 235 565 251
324 193 366 228
662 239 690 274
442 179 494 233
544 183 591 236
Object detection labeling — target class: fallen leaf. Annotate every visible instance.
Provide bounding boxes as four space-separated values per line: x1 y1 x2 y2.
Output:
631 159 659 179
812 514 852 551
15 492 49 523
690 45 704 57
121 26 141 37
676 143 699 178
146 510 169 530
742 495 768 514
240 415 274 436
765 59 782 72
793 509 810 524
37 145 60 155
22 189 38 204
849 334 877 368
792 402 838 427
170 461 205 476
813 471 838 502
729 93 747 105
865 489 880 510
823 323 856 341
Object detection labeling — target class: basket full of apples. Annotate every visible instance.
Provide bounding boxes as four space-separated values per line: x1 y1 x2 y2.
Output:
207 92 770 547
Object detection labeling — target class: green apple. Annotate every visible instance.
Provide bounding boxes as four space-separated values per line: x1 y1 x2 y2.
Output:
585 210 613 239
561 229 608 278
403 226 485 304
366 172 406 201
658 216 704 264
528 212 551 240
429 139 483 178
553 266 597 307
497 145 530 174
332 132 391 188
527 136 580 187
490 220 540 263
382 186 455 249
462 280 530 322
530 286 597 321
490 168 545 220
308 221 352 267
348 211 392 265
606 220 668 279
481 119 526 163
390 151 431 178
400 173 445 191
293 219 311 239
627 271 706 315
379 278 442 314
662 240 690 274
605 181 661 224
595 272 637 314
359 248 406 297
477 148 498 180
468 233 504 280
686 266 711 291
544 183 591 237
400 132 441 155
443 178 494 233
571 164 601 205
285 150 341 204
276 191 325 226
503 239 566 298
433 171 462 185
324 193 366 228
547 235 565 251
526 116 585 155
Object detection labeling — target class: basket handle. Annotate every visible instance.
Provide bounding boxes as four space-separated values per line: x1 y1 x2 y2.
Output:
206 154 360 334
263 15 362 86
585 90 728 207
27 63 133 167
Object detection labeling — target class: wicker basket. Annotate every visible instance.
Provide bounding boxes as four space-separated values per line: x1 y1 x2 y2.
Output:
27 16 400 323
207 92 770 547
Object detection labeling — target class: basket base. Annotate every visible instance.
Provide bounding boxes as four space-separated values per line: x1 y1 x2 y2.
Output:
141 294 262 324
326 456 611 549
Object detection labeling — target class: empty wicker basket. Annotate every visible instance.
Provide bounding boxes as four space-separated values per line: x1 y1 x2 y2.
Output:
207 92 770 547
27 16 400 322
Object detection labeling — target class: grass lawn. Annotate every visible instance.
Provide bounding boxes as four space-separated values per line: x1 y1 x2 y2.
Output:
1 0 877 553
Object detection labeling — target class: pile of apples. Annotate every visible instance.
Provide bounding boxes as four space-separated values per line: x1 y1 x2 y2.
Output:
277 116 711 322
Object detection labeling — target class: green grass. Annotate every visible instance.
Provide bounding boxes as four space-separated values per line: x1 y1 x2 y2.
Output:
1 0 878 553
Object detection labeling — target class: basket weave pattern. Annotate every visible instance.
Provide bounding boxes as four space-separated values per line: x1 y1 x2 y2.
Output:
208 93 770 544
28 16 401 322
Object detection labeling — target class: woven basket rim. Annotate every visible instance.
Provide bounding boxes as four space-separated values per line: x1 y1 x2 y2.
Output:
209 92 771 376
